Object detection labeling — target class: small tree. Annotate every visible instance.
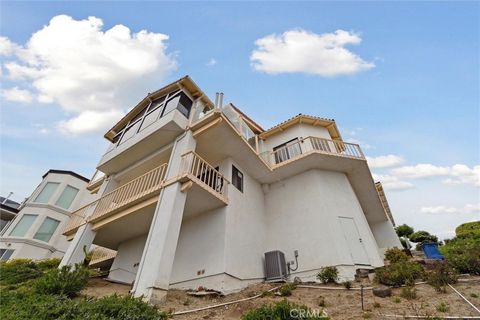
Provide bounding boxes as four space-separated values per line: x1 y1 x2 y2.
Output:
395 224 414 238
409 231 438 243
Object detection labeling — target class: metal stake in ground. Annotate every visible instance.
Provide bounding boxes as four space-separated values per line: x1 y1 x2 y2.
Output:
360 285 364 311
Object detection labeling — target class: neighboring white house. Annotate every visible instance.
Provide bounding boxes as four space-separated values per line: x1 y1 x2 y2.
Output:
0 196 20 237
0 170 91 260
60 76 401 303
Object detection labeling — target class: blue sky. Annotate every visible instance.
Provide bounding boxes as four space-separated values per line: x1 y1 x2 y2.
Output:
0 1 478 238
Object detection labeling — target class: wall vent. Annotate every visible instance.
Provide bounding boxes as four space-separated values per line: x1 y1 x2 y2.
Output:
265 250 287 281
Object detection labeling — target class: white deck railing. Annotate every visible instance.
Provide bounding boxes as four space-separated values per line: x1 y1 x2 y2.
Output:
63 163 168 235
260 136 364 166
180 151 229 200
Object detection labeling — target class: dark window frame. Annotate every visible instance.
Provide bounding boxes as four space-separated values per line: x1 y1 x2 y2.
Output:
232 165 244 193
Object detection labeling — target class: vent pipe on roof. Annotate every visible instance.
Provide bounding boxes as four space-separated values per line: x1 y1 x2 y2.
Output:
214 93 220 108
218 92 224 108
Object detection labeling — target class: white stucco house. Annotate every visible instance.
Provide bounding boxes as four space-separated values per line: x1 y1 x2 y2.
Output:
0 170 92 260
60 76 401 303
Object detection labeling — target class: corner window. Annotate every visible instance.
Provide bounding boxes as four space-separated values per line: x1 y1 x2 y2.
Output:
0 249 14 261
55 185 79 210
34 182 60 204
9 214 37 237
232 165 244 192
33 217 60 242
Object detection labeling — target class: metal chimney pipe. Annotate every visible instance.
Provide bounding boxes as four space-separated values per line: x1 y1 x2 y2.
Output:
218 92 224 108
214 93 220 108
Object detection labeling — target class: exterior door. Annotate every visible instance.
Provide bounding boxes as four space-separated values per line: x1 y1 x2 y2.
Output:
339 217 370 265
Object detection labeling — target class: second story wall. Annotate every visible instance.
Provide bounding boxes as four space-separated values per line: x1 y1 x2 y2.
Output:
261 124 332 153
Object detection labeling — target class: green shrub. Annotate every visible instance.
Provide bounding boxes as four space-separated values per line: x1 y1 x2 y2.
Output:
455 221 480 238
440 234 480 275
317 266 338 284
279 283 297 296
35 264 90 297
374 261 424 287
384 248 409 263
470 293 478 298
242 299 328 320
342 280 352 290
400 286 417 300
436 302 449 313
395 224 414 238
0 259 42 284
0 290 169 320
409 231 438 243
36 258 61 271
426 262 458 293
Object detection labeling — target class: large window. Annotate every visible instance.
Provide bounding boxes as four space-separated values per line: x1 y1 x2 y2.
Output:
232 165 244 193
55 185 79 209
111 90 193 147
9 214 37 237
33 217 60 242
34 182 59 203
0 249 14 261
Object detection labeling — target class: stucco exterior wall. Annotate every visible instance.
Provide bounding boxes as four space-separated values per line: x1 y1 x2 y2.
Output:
264 169 384 280
370 220 402 255
108 234 147 284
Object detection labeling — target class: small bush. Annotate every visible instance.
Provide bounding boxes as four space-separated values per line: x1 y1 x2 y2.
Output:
374 261 424 287
317 266 338 284
426 262 458 293
36 258 61 271
317 296 326 307
241 299 328 320
436 302 449 313
373 302 381 308
440 234 480 275
35 264 90 297
470 293 478 298
0 259 42 284
342 281 352 290
400 286 417 300
392 297 401 303
279 283 297 296
385 248 409 263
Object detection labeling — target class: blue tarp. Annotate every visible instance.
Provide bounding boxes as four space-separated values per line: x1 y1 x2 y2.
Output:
422 242 445 260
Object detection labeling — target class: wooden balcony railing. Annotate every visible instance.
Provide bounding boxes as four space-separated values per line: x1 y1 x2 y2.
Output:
63 163 168 235
260 136 364 166
89 246 117 266
179 151 229 201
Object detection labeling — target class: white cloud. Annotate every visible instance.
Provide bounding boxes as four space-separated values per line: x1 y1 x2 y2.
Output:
1 15 176 134
0 36 18 56
251 29 374 76
1 87 35 103
207 58 217 66
366 155 404 168
372 173 414 191
420 203 480 215
391 164 480 187
57 109 125 135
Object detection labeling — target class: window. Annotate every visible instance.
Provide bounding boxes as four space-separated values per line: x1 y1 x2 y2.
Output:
33 217 60 242
232 165 244 192
55 185 79 209
273 138 302 164
34 182 59 203
0 249 14 261
9 214 37 237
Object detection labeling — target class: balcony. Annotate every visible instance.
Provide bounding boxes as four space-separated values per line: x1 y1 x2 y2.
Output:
98 90 193 174
63 163 168 236
260 136 364 167
178 151 229 218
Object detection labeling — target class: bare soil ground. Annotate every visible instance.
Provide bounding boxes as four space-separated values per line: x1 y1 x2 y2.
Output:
81 276 480 319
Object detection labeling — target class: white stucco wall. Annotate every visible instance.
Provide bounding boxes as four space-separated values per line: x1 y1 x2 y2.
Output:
108 234 147 284
170 207 227 285
265 169 384 279
370 220 402 255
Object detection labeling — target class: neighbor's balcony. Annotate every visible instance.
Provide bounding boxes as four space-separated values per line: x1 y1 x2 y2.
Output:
260 136 365 167
63 163 168 235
